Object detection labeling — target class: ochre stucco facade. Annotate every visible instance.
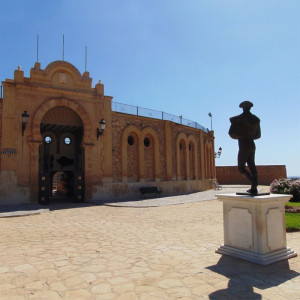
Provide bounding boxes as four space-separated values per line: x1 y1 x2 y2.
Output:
0 60 216 204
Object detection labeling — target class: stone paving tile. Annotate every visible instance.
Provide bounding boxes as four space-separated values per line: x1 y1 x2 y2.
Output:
0 187 299 299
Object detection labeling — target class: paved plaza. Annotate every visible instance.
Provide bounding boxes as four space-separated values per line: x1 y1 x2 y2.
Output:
0 186 299 299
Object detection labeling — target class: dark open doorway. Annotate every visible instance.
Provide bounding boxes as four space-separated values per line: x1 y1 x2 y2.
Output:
51 171 74 202
38 107 84 204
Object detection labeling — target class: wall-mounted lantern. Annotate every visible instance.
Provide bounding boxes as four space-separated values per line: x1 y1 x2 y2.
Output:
22 111 30 136
97 119 106 140
215 147 222 158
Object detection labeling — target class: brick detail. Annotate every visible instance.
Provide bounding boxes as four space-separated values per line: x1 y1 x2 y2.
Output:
179 139 187 180
111 113 215 183
144 135 155 182
127 139 139 182
189 143 196 180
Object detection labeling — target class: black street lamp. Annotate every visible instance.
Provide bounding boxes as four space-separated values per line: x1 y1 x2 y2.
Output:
208 112 212 131
97 119 106 140
215 147 222 158
22 111 29 136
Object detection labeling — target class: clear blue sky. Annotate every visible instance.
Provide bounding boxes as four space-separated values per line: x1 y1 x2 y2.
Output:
1 0 299 176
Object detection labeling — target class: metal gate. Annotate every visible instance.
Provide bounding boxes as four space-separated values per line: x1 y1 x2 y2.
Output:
38 171 51 204
74 172 84 202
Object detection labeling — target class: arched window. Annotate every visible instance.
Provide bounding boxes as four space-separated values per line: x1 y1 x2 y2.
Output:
127 132 139 182
179 139 187 180
189 142 196 179
144 135 155 182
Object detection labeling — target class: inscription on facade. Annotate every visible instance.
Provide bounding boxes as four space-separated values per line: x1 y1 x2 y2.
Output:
59 72 67 83
1 148 17 155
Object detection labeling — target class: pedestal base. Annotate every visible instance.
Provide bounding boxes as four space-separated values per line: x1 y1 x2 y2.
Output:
216 245 297 265
216 193 297 265
236 192 270 196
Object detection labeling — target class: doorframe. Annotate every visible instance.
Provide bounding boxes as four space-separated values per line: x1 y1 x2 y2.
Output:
31 98 92 203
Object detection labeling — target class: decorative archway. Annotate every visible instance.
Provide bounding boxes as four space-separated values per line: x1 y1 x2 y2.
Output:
142 127 160 181
30 98 91 204
121 125 160 182
176 133 188 180
31 98 92 145
204 141 214 179
121 125 141 182
187 135 198 180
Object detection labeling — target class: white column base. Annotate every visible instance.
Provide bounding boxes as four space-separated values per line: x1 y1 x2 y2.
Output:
216 193 297 265
216 245 297 265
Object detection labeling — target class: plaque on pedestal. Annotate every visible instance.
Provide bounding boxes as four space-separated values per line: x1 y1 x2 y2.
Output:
216 193 297 265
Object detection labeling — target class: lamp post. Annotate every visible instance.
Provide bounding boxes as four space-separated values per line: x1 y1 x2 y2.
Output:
97 119 106 140
208 112 212 131
22 111 29 136
215 147 222 158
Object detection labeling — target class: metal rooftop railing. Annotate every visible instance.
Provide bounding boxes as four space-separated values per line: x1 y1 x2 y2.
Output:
112 101 209 133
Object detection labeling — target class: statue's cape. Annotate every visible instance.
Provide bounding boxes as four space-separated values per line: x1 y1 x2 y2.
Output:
229 112 261 140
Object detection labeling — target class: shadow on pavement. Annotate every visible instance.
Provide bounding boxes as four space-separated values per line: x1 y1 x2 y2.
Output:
0 197 163 216
0 185 271 215
0 200 102 216
207 255 299 299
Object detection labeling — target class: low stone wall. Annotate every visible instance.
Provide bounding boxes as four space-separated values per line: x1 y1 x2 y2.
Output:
216 165 287 185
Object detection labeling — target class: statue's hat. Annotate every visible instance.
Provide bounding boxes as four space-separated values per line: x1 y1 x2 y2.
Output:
239 101 253 110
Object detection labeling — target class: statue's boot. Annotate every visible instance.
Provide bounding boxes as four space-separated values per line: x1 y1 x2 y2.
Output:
240 170 258 194
248 172 258 194
247 187 258 195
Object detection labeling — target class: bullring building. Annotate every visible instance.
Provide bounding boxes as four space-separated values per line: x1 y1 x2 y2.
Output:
0 60 216 205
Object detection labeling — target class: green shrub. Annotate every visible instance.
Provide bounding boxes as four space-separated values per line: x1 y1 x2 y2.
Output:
270 178 300 202
290 180 300 201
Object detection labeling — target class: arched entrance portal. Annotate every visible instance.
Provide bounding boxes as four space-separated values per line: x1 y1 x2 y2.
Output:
38 106 85 204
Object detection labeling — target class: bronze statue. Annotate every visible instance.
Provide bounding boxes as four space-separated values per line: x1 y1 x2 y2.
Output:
229 101 261 194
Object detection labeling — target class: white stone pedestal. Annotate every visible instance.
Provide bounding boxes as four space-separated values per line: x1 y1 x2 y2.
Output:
216 193 297 265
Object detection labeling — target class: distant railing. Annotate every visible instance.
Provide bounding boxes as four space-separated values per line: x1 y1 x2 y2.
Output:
112 101 209 133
